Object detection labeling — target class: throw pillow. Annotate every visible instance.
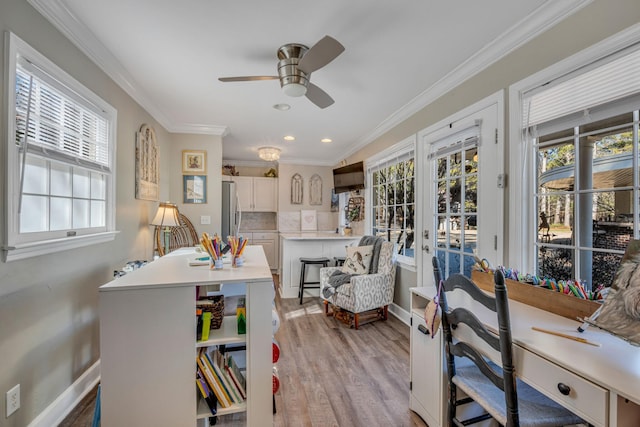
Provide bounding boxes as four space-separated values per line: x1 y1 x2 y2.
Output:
342 245 374 275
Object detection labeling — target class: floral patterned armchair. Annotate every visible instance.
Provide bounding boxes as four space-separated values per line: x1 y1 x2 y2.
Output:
320 239 396 329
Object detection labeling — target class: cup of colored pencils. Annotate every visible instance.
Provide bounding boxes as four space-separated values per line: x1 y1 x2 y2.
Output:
200 232 222 269
228 236 248 267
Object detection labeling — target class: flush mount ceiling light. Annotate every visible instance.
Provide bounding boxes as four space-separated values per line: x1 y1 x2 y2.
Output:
321 138 332 143
283 135 295 141
258 147 281 161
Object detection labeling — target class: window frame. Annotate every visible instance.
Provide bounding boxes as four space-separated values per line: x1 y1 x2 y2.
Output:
508 25 640 274
365 135 416 268
3 32 118 262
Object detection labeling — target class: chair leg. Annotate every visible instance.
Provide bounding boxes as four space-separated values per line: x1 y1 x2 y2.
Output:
299 263 306 304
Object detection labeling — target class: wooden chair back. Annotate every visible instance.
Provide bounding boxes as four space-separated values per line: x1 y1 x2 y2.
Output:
155 213 199 256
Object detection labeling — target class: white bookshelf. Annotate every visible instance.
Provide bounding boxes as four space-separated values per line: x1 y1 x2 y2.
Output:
100 246 274 427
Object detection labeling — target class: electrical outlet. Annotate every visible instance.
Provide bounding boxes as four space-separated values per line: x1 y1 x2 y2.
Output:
6 384 20 417
200 215 211 225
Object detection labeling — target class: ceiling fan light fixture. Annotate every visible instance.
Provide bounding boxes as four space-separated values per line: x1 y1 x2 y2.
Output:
282 82 307 97
258 147 281 162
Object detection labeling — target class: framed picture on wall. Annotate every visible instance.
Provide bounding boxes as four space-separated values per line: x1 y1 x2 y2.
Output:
183 175 207 203
182 150 206 174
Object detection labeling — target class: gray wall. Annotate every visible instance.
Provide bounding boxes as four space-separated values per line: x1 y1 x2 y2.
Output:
0 1 224 425
345 0 640 313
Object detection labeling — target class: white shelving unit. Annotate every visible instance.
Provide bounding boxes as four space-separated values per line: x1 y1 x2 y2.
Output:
99 246 274 427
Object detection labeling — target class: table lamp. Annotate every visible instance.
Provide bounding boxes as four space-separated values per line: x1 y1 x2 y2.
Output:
151 201 180 255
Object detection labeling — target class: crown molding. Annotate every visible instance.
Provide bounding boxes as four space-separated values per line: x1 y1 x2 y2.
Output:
29 0 592 155
338 0 593 162
27 0 227 136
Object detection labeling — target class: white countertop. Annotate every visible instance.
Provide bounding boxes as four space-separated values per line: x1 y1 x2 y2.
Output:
279 232 362 240
100 245 272 291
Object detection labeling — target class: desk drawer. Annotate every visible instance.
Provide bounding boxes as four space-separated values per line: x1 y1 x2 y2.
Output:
515 345 608 426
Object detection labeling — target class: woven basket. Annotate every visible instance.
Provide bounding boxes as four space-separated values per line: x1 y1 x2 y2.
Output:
197 295 225 330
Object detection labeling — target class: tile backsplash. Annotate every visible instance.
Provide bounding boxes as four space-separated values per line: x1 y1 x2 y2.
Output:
240 212 277 231
278 211 338 232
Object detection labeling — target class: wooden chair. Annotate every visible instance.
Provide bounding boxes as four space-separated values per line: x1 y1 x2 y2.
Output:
432 257 585 427
155 213 199 256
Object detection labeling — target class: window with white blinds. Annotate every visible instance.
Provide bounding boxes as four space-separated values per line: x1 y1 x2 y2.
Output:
366 137 415 264
4 32 117 262
520 42 640 289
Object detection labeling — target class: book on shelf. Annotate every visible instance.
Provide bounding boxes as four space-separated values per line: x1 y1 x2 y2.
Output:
205 349 243 405
214 350 244 404
197 351 231 408
200 311 212 341
196 370 217 415
201 349 234 406
224 353 247 400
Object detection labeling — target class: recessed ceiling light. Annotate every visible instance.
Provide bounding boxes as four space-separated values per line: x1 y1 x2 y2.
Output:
321 138 332 143
284 135 295 141
273 103 291 111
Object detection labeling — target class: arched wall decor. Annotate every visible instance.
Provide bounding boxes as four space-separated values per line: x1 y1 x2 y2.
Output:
291 173 303 204
135 124 160 201
309 174 322 205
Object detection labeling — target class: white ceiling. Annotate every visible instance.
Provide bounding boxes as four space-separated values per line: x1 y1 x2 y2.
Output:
30 0 587 165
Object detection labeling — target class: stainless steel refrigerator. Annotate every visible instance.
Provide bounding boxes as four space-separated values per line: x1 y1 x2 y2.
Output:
221 180 240 242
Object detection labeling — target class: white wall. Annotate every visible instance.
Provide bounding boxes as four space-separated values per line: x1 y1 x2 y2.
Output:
169 133 223 237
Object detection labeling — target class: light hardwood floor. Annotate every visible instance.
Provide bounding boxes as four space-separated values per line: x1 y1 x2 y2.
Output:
61 277 429 427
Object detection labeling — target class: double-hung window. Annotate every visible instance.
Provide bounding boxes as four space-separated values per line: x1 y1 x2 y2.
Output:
366 136 415 266
515 39 640 289
4 33 117 262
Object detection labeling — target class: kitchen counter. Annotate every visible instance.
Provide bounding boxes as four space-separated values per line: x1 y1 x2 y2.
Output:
279 233 361 299
280 232 363 240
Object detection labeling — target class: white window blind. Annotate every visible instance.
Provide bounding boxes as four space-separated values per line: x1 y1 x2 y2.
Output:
4 32 117 262
523 44 640 128
16 60 111 172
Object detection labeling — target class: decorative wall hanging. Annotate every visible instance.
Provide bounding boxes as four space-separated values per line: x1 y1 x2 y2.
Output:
182 150 206 174
135 124 159 201
183 175 207 204
291 173 303 204
309 174 322 205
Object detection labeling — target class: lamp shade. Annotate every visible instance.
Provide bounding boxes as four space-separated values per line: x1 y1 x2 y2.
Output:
258 147 281 161
151 202 180 227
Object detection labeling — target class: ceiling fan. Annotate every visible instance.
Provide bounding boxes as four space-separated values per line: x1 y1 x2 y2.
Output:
218 35 345 109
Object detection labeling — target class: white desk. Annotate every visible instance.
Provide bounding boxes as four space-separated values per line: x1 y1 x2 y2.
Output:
410 286 640 427
100 246 274 427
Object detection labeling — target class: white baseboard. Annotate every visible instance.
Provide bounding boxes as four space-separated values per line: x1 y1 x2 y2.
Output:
389 302 410 326
28 360 100 427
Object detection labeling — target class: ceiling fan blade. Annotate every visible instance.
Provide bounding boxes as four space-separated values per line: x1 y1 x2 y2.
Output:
297 36 345 74
306 82 334 109
218 76 278 82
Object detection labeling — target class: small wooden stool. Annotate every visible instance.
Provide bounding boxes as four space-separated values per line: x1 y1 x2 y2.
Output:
334 256 346 266
299 257 330 304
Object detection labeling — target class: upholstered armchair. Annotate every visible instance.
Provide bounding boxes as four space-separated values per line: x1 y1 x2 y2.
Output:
320 238 396 329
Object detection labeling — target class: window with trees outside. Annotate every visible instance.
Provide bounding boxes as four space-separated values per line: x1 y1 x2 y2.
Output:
432 130 479 279
367 139 415 265
525 45 640 291
4 33 117 262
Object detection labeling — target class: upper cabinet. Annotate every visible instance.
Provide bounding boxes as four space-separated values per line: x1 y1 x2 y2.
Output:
233 176 278 212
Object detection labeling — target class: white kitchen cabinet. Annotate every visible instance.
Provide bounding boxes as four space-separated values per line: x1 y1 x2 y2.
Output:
234 176 278 212
242 231 278 270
